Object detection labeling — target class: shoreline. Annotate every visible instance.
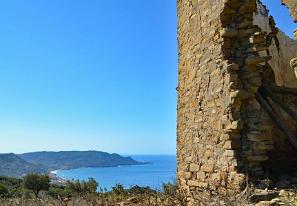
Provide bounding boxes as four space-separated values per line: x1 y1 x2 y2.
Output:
48 170 67 185
47 162 149 184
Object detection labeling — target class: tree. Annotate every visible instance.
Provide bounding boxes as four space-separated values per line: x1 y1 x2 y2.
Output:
23 173 50 197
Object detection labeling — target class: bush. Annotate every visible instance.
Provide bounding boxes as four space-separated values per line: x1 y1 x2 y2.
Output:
0 176 22 190
162 181 177 196
0 184 8 198
65 178 98 196
10 188 22 198
49 184 73 205
112 183 127 196
82 178 98 194
129 185 156 196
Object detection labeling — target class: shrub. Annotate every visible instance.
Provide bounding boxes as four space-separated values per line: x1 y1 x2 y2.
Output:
129 185 156 196
162 181 177 196
82 178 98 194
112 183 127 196
65 178 98 197
10 188 22 198
49 184 73 206
0 184 8 198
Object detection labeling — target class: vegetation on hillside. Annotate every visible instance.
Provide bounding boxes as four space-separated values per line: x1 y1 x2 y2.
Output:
1 174 297 205
0 151 142 177
19 151 142 170
0 153 48 177
0 174 188 206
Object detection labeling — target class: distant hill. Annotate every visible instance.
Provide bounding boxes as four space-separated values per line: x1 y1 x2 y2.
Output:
0 153 48 177
0 151 142 177
19 151 142 170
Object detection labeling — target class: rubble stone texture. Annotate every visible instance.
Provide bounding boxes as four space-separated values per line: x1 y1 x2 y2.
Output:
177 0 297 199
254 2 297 88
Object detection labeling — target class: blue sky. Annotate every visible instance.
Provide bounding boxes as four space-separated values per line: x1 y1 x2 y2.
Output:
0 0 177 154
262 0 296 38
0 1 295 155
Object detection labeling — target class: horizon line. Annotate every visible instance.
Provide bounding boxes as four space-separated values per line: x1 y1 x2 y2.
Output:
0 150 176 156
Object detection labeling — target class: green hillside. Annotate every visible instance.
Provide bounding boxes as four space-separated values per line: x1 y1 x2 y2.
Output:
19 151 142 170
0 151 142 177
0 153 48 177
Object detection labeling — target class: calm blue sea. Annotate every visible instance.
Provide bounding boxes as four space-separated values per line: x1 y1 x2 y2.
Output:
55 155 177 191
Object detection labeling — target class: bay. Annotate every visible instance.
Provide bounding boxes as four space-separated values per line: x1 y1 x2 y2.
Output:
55 155 176 191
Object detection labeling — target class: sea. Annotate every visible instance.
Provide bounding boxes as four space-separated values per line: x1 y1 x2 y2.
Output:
54 155 176 191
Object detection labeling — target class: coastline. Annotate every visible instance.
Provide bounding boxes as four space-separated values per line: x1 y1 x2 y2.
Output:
51 155 176 190
46 161 150 185
48 170 66 185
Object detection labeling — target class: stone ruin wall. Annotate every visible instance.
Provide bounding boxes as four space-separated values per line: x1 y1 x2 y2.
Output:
254 1 297 174
254 1 297 89
177 0 297 197
177 0 240 191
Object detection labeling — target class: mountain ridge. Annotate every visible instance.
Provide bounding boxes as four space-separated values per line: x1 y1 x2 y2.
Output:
0 151 143 177
19 150 142 170
0 153 48 177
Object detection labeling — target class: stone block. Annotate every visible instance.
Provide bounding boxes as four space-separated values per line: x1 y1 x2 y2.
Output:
196 171 206 181
189 163 200 172
223 149 235 157
187 180 208 188
201 164 214 173
183 172 192 180
211 173 221 181
245 55 272 65
226 120 242 131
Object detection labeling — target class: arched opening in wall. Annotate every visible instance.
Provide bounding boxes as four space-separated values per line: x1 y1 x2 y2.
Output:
253 0 297 177
254 0 297 88
261 0 296 39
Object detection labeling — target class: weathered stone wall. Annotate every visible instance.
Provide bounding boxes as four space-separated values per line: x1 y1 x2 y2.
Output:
177 0 268 193
177 0 297 199
177 0 245 193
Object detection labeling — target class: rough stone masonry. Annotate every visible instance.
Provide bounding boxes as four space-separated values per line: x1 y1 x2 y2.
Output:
177 0 297 196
